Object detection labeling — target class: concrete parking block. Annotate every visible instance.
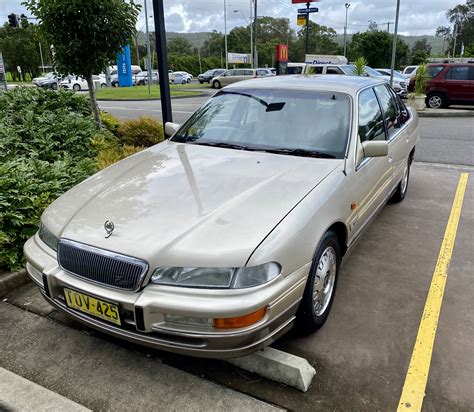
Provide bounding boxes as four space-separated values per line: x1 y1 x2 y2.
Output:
228 347 316 392
0 367 90 412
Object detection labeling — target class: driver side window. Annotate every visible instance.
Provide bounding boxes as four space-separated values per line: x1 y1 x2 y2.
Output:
358 88 386 143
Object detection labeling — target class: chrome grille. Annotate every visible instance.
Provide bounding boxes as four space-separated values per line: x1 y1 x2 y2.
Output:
58 239 149 291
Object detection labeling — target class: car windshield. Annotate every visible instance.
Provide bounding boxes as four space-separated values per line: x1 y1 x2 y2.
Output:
171 88 351 159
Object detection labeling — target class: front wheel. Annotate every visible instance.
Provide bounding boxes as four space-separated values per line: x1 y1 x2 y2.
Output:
212 80 221 89
296 230 340 333
51 82 58 90
390 157 411 203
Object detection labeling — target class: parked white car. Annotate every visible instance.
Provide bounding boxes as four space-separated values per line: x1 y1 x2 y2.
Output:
173 71 193 83
60 75 106 91
25 75 418 359
402 65 419 79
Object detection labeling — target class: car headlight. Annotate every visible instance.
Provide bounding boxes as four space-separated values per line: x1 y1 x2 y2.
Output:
151 262 281 289
38 222 59 252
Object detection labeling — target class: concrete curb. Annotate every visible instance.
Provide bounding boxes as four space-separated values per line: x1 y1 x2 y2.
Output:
417 109 474 117
0 269 28 297
0 367 91 411
97 92 209 102
228 347 316 392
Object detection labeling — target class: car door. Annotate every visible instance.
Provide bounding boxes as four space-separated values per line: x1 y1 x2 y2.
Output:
374 83 412 190
220 70 234 86
445 65 471 101
348 87 392 238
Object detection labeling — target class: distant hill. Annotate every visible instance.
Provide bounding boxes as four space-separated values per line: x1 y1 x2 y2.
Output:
138 31 445 55
333 34 445 54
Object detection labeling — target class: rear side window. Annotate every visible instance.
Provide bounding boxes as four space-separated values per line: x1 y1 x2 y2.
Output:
446 66 471 81
374 84 399 139
308 66 323 74
426 65 444 78
327 67 342 74
256 69 267 76
287 66 303 74
358 88 386 142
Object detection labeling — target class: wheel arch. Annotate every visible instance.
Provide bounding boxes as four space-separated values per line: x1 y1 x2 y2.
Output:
325 221 348 258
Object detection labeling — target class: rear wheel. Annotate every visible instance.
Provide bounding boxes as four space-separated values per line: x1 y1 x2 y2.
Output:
213 80 221 89
51 82 58 90
426 92 446 109
73 83 81 91
296 230 340 333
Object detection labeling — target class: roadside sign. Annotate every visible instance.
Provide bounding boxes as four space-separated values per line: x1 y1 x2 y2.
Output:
275 44 289 62
297 14 307 25
228 52 251 64
17 66 21 73
292 0 318 3
0 51 7 91
298 7 318 13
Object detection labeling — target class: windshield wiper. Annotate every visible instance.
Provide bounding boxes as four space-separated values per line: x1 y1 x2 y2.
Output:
190 141 251 150
262 148 337 159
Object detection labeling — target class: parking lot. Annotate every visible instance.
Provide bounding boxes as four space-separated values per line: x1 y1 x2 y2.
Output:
1 110 472 411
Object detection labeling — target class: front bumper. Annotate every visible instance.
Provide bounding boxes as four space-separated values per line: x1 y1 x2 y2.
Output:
24 235 308 359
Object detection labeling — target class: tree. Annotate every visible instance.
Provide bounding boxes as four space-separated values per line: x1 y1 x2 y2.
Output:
446 0 474 56
168 37 193 55
292 22 341 61
348 30 409 68
410 38 432 64
201 31 225 59
24 0 141 127
435 26 452 55
0 23 51 80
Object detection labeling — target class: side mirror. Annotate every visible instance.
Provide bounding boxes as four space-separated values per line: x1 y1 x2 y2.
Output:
164 122 181 138
362 140 388 158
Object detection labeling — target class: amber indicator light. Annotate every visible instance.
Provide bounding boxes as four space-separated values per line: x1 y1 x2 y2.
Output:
213 307 266 329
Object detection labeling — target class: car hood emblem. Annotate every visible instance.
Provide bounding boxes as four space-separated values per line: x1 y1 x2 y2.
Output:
104 220 114 238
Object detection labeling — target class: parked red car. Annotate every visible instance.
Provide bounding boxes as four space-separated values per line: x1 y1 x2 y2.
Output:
408 63 474 108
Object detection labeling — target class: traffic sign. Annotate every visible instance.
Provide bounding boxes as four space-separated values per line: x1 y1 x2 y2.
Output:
298 7 318 13
297 13 307 25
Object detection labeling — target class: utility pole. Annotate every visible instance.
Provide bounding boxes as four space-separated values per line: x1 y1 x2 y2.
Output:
453 23 458 58
144 0 152 95
38 42 45 74
305 2 310 55
152 0 172 124
250 0 253 68
389 0 400 87
382 21 394 32
343 3 350 57
224 0 228 70
253 0 258 68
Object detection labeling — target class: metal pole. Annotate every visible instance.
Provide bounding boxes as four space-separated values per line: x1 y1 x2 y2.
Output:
253 0 258 68
389 0 400 87
453 24 457 58
152 0 173 124
250 0 253 68
343 3 350 57
305 2 310 56
224 0 228 70
144 0 152 94
38 42 45 74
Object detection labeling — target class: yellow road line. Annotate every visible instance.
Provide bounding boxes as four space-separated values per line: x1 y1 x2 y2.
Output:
397 172 469 411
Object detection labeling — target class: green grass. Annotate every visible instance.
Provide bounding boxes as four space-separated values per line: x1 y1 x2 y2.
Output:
96 85 203 100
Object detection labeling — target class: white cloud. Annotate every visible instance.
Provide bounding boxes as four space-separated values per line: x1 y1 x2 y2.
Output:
0 0 462 36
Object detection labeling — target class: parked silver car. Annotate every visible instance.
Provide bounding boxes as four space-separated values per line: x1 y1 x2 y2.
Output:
211 68 274 89
24 75 418 359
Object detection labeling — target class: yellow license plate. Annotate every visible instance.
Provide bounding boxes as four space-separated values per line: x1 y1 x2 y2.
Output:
64 288 121 326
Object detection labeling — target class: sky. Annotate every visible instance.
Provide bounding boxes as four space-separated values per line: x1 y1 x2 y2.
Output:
0 0 462 36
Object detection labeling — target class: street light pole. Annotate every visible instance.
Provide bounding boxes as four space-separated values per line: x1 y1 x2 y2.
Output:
305 2 310 55
144 0 152 95
389 0 400 87
343 3 350 58
224 0 228 70
234 9 253 68
253 0 258 68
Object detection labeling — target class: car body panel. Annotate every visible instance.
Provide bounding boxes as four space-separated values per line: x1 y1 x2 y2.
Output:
25 75 419 358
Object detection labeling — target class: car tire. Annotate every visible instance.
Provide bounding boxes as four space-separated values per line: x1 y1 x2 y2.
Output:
112 82 119 88
213 80 221 89
199 80 204 84
51 82 58 90
296 230 340 333
187 79 191 83
390 156 412 203
181 80 186 85
426 92 447 109
73 84 81 91
100 83 106 88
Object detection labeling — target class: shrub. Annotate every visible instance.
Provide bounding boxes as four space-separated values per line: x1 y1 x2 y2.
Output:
96 144 144 170
117 116 164 147
414 64 429 96
100 111 121 135
353 57 368 76
0 87 100 272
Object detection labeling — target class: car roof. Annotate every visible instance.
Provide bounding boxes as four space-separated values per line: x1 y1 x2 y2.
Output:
225 74 386 94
